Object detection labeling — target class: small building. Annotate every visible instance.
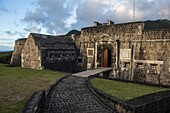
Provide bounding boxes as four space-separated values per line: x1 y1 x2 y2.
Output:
21 33 79 72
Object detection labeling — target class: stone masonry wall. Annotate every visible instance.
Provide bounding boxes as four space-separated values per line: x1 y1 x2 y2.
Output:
81 22 143 42
21 34 42 70
119 29 170 84
79 21 170 85
80 22 144 70
143 29 170 40
133 41 170 85
10 38 26 66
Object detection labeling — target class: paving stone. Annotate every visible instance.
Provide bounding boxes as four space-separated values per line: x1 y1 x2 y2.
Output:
42 76 115 113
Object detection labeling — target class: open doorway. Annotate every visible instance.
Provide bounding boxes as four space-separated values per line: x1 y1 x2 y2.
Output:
102 48 111 67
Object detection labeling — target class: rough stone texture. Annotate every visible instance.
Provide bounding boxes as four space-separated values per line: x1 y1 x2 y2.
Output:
22 34 42 70
43 76 114 113
79 21 144 71
23 90 45 113
79 21 170 85
143 29 170 40
133 41 170 85
11 20 170 85
21 33 80 72
10 38 26 66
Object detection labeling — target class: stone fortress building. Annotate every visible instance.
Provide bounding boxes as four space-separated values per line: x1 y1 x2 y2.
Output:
10 20 170 85
11 33 79 72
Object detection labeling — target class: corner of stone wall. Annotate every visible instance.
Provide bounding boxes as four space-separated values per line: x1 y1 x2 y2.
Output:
10 38 26 66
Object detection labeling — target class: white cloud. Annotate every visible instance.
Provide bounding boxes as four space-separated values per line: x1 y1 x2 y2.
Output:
24 27 41 33
22 0 170 35
63 5 78 28
0 39 15 51
4 31 25 37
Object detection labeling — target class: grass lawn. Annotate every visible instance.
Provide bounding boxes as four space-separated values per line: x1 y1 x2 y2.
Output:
91 78 169 101
0 63 65 113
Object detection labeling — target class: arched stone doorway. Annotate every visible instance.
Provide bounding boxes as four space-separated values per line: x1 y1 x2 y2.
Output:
102 48 111 67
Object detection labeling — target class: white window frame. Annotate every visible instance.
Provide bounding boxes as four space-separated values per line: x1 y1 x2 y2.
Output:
87 48 94 57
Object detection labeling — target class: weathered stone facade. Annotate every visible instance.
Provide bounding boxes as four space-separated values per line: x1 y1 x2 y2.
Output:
11 20 170 85
12 33 80 72
78 20 170 85
21 34 42 70
10 38 26 66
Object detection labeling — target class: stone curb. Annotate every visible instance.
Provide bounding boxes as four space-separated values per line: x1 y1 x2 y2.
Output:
22 90 45 113
86 76 170 113
85 76 120 113
22 74 70 113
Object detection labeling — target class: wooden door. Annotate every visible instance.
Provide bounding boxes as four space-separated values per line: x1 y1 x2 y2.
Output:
103 49 108 67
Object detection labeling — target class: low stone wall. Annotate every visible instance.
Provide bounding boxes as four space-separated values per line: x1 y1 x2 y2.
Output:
22 75 69 113
22 90 45 113
86 76 170 113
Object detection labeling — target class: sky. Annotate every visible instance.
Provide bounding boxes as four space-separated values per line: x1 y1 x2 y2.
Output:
0 0 170 51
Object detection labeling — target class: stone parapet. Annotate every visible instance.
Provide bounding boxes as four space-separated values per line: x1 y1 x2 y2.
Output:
86 76 170 113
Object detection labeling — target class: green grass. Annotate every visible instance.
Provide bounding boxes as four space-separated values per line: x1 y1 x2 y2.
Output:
0 63 65 113
91 78 169 101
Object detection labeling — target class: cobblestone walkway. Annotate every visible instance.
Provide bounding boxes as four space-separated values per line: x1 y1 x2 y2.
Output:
43 76 114 113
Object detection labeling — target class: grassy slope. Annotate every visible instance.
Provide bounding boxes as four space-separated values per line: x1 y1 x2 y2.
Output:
91 78 169 101
0 64 65 113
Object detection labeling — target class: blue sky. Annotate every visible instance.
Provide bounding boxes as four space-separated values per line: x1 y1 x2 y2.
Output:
0 0 170 51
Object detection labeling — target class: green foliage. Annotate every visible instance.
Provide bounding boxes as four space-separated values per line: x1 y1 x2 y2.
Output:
66 30 81 36
0 64 65 113
0 52 12 64
91 78 169 101
144 19 170 30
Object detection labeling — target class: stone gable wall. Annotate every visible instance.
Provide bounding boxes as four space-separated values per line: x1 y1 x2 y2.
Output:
21 34 42 70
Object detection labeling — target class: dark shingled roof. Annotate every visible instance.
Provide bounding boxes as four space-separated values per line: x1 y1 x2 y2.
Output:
31 33 76 50
16 38 27 42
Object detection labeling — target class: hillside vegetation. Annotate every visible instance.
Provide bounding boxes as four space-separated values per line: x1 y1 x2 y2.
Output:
66 29 81 36
0 64 65 113
144 19 170 30
0 51 12 64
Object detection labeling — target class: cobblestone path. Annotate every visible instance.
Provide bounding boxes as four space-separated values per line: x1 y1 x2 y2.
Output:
43 76 114 113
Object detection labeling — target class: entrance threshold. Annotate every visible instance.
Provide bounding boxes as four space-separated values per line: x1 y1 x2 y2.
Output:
72 67 112 78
